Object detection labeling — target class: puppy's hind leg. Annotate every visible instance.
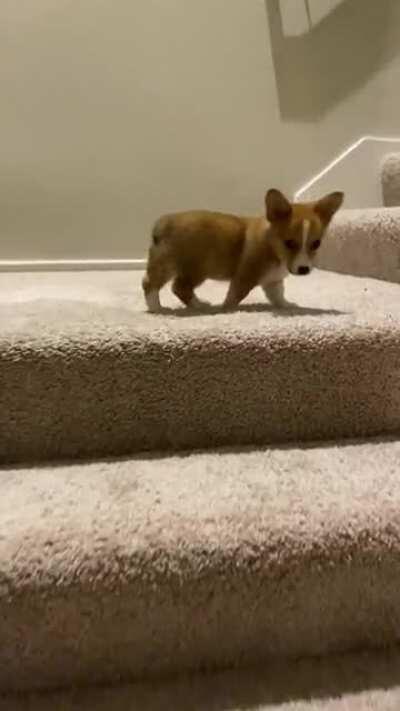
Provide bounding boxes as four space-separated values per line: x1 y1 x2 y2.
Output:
172 275 208 309
142 245 174 313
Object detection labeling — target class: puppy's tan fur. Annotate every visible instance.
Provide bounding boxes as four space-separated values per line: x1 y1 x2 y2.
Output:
142 189 344 312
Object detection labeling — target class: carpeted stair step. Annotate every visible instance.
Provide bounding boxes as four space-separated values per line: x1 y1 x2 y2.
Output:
381 154 400 208
4 646 400 710
317 206 400 283
2 438 400 692
1 270 400 464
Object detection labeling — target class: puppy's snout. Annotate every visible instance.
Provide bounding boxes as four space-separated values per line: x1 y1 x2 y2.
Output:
297 265 310 276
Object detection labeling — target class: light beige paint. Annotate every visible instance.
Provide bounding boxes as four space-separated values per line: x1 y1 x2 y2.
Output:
1 0 400 261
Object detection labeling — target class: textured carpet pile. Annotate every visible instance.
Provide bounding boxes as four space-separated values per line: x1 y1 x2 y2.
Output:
317 206 400 282
2 206 400 709
1 269 400 464
381 154 400 209
2 438 400 694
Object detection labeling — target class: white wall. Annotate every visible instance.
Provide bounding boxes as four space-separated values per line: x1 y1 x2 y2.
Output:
295 137 400 208
1 0 400 262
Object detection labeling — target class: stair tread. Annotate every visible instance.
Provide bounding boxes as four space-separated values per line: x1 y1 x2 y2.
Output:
0 268 400 337
2 438 400 691
1 270 400 463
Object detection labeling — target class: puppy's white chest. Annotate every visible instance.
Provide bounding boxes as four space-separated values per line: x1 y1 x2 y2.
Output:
261 263 288 285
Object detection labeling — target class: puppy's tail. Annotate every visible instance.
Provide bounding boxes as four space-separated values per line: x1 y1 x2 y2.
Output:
151 215 171 246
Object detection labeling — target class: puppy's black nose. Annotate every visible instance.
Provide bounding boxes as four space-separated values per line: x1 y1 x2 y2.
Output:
297 266 310 275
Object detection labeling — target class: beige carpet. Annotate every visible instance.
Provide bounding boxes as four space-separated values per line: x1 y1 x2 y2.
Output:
381 156 400 209
4 646 400 710
318 206 400 283
2 438 400 692
1 269 400 464
2 266 400 703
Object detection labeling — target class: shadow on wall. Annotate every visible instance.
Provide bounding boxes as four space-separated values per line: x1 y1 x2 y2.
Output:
265 0 400 121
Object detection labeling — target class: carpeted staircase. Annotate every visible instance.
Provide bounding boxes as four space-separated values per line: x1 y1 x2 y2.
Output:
2 205 400 709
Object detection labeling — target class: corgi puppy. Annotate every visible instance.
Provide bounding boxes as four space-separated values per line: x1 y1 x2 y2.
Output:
142 188 344 312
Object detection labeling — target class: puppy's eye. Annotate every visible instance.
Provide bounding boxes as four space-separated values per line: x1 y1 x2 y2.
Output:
284 239 297 251
310 239 321 251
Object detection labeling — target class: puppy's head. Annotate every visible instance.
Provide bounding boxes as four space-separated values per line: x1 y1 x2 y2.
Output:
265 188 344 276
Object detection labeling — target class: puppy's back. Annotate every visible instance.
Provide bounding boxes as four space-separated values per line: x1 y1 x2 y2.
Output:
152 210 244 242
150 210 247 280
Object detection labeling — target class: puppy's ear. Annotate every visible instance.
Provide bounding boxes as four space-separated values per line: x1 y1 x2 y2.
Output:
265 189 292 222
314 191 344 224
